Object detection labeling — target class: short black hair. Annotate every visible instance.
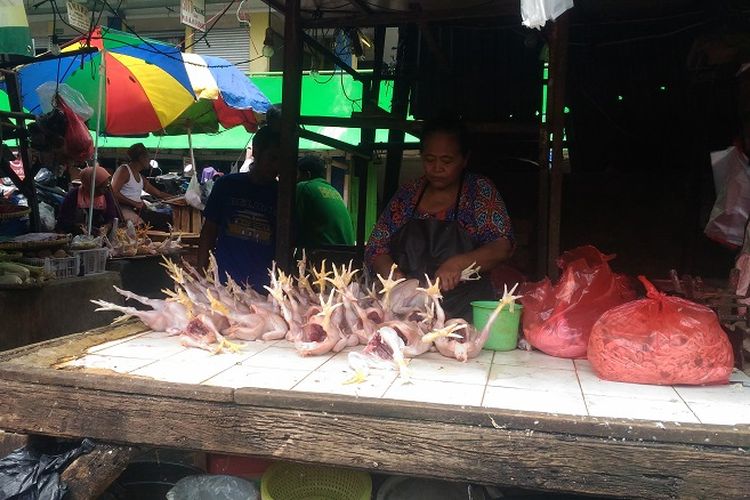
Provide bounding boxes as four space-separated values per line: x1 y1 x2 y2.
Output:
420 114 470 156
298 155 326 179
252 125 281 154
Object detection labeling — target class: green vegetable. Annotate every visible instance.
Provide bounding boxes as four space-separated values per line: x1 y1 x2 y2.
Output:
0 274 23 285
0 262 31 281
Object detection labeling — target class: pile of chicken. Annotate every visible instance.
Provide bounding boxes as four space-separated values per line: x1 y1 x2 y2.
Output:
92 253 520 379
103 220 182 257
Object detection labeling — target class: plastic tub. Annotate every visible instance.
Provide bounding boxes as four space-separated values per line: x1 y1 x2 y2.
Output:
472 300 522 351
261 462 371 500
206 453 273 479
23 255 79 279
102 461 204 500
72 247 109 275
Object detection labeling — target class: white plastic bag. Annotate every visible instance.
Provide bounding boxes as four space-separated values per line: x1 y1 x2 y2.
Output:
521 0 574 29
705 145 750 248
166 475 259 500
184 168 205 211
35 82 94 120
38 201 55 231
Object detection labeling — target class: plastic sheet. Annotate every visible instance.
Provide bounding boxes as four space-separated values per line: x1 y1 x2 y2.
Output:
521 0 574 29
0 438 94 500
520 246 635 358
167 475 259 500
704 145 750 248
588 276 734 386
36 82 94 120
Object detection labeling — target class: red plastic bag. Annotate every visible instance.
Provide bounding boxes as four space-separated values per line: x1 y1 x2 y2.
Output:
59 97 93 162
588 276 734 386
520 246 635 358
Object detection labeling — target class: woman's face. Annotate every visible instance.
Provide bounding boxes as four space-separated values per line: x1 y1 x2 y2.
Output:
421 132 467 190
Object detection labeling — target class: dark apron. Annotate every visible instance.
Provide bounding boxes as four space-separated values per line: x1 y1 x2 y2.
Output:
390 178 494 321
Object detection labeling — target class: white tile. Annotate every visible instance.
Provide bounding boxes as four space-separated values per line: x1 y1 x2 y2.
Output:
243 346 333 371
585 394 699 423
383 380 485 407
407 357 491 385
293 368 397 399
482 386 588 416
203 365 310 390
163 347 256 365
575 363 680 401
418 349 494 365
674 383 750 405
130 354 239 385
93 334 186 359
687 402 750 426
488 364 582 394
270 339 296 349
87 333 146 353
65 355 153 374
493 349 575 371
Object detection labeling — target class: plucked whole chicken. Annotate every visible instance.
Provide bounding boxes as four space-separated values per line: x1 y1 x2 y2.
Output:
92 253 519 380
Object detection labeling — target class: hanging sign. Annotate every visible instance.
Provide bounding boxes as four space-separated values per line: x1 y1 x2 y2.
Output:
66 1 91 33
180 0 206 32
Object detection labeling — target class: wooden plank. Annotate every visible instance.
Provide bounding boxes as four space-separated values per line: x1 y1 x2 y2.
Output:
0 430 27 457
60 443 139 500
233 387 750 449
0 379 747 499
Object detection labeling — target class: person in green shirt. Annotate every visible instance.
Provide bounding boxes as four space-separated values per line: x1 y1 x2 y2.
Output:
296 155 355 247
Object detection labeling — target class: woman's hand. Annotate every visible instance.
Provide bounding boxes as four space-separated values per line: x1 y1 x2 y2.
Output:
435 255 470 292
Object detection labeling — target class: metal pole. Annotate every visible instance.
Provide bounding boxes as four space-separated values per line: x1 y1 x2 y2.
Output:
88 51 106 235
276 0 302 270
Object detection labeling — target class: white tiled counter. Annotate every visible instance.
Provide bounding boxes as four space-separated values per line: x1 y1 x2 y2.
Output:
72 330 750 427
0 320 748 499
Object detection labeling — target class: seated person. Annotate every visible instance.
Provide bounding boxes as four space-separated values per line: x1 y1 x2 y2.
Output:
295 155 355 248
56 166 117 235
111 143 172 230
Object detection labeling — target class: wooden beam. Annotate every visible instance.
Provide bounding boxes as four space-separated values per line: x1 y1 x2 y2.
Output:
299 129 370 158
299 115 421 135
418 22 450 70
301 3 518 28
546 12 571 281
60 443 139 500
0 378 747 499
276 0 303 271
4 72 40 232
348 0 373 15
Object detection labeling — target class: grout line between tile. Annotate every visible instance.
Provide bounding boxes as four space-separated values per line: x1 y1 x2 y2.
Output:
672 386 703 424
573 360 591 416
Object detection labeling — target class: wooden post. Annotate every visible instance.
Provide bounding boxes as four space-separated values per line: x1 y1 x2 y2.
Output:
184 25 194 52
4 71 41 232
383 24 418 209
353 27 385 260
60 443 138 500
276 0 302 270
543 13 570 280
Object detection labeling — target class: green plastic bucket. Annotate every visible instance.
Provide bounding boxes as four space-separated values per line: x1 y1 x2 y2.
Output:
471 301 522 351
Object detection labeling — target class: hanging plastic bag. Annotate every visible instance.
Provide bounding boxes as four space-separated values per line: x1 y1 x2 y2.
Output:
36 82 94 121
519 246 636 358
588 276 734 386
0 438 95 500
57 98 94 162
185 167 205 211
521 0 574 29
704 145 750 248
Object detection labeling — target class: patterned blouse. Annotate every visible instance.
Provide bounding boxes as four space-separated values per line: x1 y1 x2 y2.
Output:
365 172 514 267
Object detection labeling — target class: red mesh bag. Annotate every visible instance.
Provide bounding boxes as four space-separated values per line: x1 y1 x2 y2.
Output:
588 276 734 385
520 246 635 358
59 97 93 162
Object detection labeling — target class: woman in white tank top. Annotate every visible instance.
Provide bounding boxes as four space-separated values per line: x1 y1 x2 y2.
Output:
111 142 171 227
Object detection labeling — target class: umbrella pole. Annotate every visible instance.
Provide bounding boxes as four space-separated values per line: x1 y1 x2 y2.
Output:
88 50 106 236
187 126 197 176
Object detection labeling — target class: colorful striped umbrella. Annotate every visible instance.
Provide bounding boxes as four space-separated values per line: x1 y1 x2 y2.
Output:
161 52 272 135
16 26 196 136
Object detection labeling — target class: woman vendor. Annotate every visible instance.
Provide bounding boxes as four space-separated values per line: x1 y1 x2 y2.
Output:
111 143 172 230
56 166 118 235
365 117 514 320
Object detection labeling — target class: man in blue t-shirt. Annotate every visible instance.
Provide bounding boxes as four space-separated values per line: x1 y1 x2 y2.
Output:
198 126 281 291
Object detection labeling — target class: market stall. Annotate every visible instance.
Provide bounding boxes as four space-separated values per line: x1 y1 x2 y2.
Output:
0 319 747 499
